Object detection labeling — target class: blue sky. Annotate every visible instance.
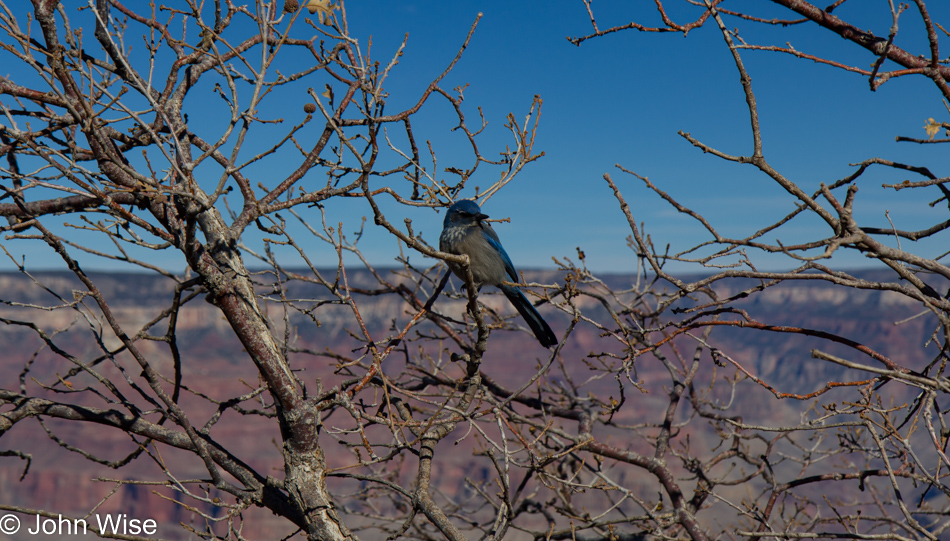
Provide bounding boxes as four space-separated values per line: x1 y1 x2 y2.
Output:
3 1 950 274
327 1 950 273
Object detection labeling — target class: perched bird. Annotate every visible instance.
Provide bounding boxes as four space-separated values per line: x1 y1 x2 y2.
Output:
439 199 557 347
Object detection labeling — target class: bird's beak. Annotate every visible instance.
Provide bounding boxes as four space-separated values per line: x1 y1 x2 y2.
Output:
475 212 489 221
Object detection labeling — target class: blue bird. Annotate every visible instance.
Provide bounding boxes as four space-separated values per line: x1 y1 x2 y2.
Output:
439 199 557 347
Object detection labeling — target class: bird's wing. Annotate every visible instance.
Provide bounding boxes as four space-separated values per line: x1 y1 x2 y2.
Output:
480 224 519 283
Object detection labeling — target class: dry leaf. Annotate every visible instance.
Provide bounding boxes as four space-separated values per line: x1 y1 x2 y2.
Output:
305 0 337 24
924 117 941 140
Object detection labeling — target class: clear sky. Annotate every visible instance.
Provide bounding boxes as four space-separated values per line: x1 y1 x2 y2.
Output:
3 1 950 274
333 1 950 274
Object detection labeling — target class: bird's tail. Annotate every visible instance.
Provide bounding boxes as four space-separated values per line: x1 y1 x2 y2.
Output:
500 284 558 348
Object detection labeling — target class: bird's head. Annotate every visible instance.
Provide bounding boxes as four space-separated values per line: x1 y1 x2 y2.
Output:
443 199 489 227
